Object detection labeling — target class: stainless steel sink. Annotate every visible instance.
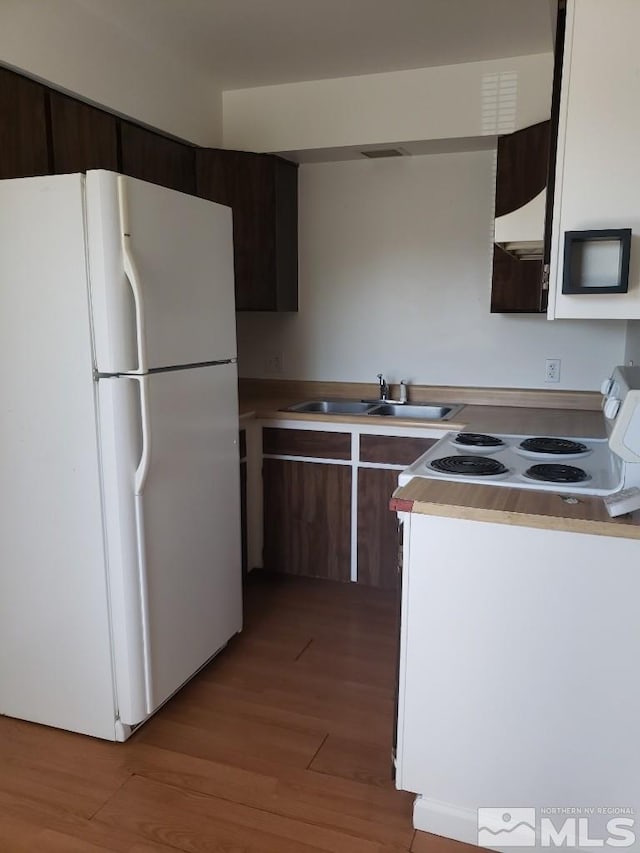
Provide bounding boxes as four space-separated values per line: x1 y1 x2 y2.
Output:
284 400 379 415
282 399 463 420
368 402 463 420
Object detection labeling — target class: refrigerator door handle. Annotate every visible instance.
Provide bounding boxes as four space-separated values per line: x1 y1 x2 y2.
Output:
118 176 148 374
125 373 154 711
132 375 152 497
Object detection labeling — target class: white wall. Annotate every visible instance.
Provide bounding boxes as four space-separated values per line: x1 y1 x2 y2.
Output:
223 53 553 154
237 152 626 391
0 0 221 144
626 322 640 365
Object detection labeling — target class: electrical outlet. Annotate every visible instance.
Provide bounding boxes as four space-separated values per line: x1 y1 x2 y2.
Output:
264 352 284 375
545 358 561 383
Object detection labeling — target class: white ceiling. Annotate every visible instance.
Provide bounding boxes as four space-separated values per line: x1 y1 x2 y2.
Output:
80 0 555 91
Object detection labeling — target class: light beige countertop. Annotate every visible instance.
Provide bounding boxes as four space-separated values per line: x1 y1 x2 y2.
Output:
389 478 640 540
459 405 605 438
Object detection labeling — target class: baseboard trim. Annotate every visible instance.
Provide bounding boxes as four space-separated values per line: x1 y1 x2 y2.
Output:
413 795 480 846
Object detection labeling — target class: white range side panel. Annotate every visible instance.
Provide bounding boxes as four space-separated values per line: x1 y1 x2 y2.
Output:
0 174 117 739
549 0 640 319
396 513 640 845
98 361 242 719
86 171 237 372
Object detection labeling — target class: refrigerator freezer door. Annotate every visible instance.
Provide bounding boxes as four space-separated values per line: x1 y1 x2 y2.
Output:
87 171 237 374
98 361 242 721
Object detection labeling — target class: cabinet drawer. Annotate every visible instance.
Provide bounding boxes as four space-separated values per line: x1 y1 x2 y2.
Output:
359 434 437 466
263 428 351 460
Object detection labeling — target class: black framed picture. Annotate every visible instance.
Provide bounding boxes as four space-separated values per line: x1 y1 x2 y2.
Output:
562 228 632 295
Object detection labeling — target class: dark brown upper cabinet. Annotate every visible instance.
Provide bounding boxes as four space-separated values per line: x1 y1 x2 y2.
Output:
196 149 298 312
491 120 550 314
0 67 49 179
49 92 118 174
120 122 196 195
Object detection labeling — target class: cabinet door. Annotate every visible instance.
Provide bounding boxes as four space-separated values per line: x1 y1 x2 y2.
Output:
234 152 278 310
357 468 400 590
543 1 567 276
273 156 298 311
196 149 298 311
50 92 118 174
263 459 351 581
549 0 640 319
0 67 49 178
197 149 274 310
491 248 545 313
491 120 550 314
120 122 196 194
494 121 550 219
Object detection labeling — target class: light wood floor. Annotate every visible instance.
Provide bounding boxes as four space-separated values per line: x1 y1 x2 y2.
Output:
0 573 475 852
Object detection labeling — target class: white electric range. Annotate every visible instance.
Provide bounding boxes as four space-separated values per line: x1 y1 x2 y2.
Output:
399 366 640 497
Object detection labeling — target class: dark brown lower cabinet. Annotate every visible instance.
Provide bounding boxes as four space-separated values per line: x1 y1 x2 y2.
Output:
357 468 401 590
263 459 351 581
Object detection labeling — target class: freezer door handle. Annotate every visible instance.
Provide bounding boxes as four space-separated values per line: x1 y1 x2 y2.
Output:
118 176 148 374
132 375 152 496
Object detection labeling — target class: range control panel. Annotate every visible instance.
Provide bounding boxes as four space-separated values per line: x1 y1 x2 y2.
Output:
602 366 640 462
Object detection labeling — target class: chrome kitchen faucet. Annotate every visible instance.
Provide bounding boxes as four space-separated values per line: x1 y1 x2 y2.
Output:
377 373 389 401
376 373 409 404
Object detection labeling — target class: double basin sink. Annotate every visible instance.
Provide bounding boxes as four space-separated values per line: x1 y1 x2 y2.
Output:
282 399 463 421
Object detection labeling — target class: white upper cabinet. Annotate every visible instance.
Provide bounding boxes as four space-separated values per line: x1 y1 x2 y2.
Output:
548 0 640 319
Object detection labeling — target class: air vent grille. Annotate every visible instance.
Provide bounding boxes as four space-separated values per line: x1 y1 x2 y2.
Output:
360 148 407 159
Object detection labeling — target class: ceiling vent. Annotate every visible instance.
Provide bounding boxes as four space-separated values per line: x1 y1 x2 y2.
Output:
360 148 408 159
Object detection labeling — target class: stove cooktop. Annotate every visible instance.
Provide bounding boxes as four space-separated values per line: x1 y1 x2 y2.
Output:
398 432 624 495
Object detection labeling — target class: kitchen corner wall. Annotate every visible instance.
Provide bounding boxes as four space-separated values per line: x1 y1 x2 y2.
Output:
236 151 626 391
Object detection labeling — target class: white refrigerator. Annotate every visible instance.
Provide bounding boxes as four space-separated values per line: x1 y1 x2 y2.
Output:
0 171 243 741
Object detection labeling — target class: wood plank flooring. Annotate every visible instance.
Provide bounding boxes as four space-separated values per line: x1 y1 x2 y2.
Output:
0 573 478 853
